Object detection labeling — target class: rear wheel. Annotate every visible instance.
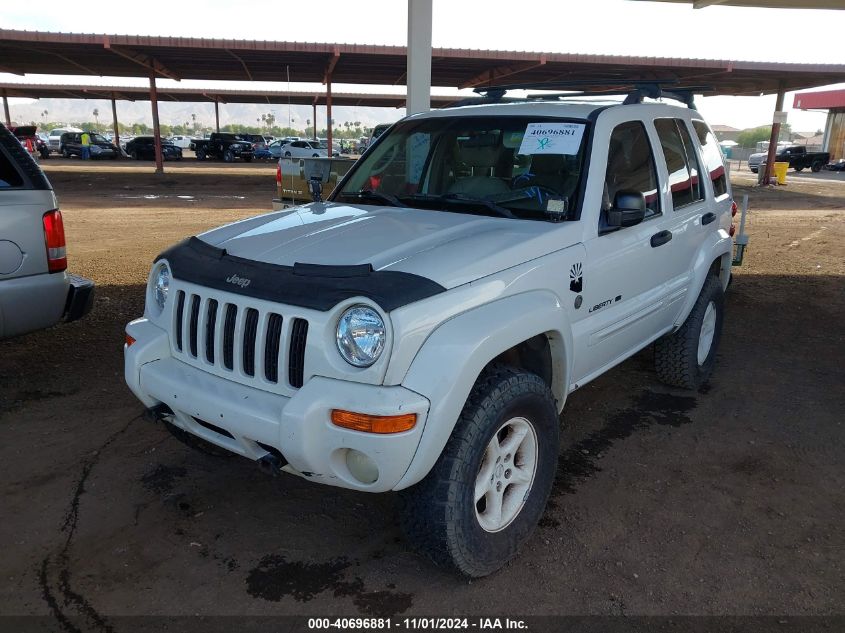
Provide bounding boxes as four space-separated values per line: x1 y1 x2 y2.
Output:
284 151 292 157
243 156 253 163
399 365 559 577
62 147 70 158
811 161 823 173
195 148 206 161
654 275 724 390
130 150 138 160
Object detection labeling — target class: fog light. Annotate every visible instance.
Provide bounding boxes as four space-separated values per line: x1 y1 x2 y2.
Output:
346 449 379 485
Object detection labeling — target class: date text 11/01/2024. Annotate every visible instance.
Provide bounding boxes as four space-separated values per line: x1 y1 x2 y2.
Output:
307 617 529 630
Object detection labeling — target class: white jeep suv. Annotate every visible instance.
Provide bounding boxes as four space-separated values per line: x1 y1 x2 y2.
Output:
125 91 741 577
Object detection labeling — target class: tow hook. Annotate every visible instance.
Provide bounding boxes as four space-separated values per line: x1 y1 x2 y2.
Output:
257 448 288 477
143 403 173 423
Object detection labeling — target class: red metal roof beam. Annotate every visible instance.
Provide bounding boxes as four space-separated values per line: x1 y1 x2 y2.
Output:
103 37 179 81
459 56 547 90
226 49 253 81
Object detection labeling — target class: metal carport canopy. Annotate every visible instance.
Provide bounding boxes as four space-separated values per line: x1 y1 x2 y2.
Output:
2 29 845 95
0 82 458 108
634 0 845 9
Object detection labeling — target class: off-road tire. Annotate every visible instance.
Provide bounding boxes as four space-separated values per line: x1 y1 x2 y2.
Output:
130 150 138 160
62 147 70 158
163 421 233 458
811 161 823 173
195 148 206 161
399 365 559 578
654 275 724 390
224 149 235 163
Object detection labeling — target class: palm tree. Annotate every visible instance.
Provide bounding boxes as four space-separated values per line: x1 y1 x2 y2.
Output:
191 113 197 132
93 108 100 131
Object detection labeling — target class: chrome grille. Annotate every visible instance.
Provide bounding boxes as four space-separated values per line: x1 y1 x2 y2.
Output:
172 289 308 391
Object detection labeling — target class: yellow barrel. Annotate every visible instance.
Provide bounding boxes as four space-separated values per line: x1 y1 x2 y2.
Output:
773 161 789 185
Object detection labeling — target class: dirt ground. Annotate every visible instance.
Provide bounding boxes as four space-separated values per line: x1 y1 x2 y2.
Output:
1 159 843 626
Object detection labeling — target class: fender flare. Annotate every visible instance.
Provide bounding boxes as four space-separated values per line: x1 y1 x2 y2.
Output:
674 229 733 329
394 290 572 490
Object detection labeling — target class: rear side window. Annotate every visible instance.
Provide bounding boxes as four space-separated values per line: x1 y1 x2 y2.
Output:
0 148 24 188
603 120 661 221
693 121 728 197
655 118 704 210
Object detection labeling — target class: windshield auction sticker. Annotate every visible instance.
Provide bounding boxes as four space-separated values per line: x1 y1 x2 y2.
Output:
518 122 585 155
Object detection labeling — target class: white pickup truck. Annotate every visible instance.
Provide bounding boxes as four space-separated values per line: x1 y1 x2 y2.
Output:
125 89 743 577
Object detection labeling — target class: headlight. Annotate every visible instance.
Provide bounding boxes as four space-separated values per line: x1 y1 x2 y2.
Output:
336 305 386 367
151 262 170 314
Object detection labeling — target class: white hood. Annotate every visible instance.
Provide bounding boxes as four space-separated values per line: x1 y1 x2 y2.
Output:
199 202 582 289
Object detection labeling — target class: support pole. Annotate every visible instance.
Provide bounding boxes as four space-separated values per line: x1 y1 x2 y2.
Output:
214 101 220 133
313 103 317 140
111 97 120 158
406 0 433 115
763 83 786 185
2 90 10 126
326 74 333 156
149 70 164 174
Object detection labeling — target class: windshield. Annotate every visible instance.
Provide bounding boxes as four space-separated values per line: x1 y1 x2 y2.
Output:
335 115 589 221
90 134 109 143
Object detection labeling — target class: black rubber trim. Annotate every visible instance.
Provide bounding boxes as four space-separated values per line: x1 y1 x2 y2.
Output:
156 236 446 312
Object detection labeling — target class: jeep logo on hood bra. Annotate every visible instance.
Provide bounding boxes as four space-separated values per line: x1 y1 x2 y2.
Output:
226 274 251 288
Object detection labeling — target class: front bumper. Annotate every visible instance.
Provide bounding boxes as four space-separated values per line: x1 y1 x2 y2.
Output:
124 319 430 492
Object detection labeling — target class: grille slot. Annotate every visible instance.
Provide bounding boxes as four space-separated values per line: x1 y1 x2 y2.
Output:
242 308 259 376
222 304 237 370
188 294 200 357
264 314 284 383
205 299 218 363
289 318 309 388
175 291 185 351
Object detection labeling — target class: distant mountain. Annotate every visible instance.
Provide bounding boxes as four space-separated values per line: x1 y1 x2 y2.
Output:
7 97 403 131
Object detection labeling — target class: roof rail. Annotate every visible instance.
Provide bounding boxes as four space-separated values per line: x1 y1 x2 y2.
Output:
471 80 709 110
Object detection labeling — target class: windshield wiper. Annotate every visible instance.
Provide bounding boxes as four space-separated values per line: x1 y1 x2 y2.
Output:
340 189 407 208
409 193 516 219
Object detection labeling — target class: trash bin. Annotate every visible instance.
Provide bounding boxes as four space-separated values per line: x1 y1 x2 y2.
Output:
773 161 789 185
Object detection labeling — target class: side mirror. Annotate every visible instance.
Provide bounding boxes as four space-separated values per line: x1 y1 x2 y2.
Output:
607 191 646 228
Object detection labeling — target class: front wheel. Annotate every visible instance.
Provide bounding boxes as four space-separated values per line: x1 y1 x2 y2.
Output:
399 365 559 577
654 275 724 390
224 149 234 163
195 148 206 161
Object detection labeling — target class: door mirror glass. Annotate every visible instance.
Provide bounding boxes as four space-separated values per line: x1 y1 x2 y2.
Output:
607 190 646 227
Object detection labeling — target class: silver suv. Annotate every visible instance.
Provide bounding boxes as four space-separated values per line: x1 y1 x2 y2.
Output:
0 124 94 339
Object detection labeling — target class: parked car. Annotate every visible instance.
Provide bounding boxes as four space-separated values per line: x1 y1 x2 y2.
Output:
125 88 746 577
317 138 342 157
47 127 82 154
59 132 119 159
280 139 326 158
748 145 831 173
239 134 268 151
824 158 845 171
190 133 254 162
125 136 183 161
367 123 391 148
168 135 193 149
10 126 50 159
0 124 94 339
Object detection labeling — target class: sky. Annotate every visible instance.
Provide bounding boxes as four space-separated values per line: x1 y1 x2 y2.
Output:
3 0 845 132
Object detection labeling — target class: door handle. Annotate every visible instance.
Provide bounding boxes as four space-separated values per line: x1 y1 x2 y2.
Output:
701 212 717 226
650 230 673 248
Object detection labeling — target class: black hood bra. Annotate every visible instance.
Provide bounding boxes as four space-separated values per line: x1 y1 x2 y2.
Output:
156 236 446 312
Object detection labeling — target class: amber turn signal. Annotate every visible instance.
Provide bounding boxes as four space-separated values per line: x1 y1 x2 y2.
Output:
331 409 416 434
125 333 136 347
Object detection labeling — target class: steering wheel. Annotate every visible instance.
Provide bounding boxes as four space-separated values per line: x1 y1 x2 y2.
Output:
503 184 563 204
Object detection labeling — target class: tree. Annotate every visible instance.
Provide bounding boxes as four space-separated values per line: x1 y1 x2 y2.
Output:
92 108 100 131
737 126 773 148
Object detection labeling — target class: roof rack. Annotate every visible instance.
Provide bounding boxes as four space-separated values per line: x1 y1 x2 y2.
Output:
470 80 709 110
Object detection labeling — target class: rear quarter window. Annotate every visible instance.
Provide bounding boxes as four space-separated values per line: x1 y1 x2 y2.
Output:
693 121 728 198
0 125 52 190
0 149 24 188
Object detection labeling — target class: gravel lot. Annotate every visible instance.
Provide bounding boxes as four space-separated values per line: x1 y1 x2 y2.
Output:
1 160 843 625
